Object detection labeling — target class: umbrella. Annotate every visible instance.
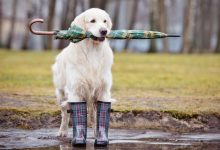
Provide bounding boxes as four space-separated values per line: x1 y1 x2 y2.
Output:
29 19 180 43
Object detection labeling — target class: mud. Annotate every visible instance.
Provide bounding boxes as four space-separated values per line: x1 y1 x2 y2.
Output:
0 128 219 150
1 109 220 132
1 93 220 132
110 111 220 132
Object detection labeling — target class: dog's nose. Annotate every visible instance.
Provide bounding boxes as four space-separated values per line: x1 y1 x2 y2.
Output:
99 28 107 36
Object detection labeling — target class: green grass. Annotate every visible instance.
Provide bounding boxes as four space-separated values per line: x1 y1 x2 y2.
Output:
0 50 220 115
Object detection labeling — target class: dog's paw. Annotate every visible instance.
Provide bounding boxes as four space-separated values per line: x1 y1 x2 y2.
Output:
57 129 68 137
61 101 69 109
109 98 117 103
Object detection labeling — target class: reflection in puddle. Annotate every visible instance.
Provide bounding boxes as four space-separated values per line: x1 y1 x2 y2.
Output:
0 128 219 150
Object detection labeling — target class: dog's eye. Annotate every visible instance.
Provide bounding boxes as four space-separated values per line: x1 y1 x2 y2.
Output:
104 20 107 23
90 19 96 23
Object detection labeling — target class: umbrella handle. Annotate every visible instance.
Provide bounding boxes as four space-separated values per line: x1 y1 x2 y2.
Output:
29 19 56 35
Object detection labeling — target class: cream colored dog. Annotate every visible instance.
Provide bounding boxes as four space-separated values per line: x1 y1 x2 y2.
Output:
52 8 115 137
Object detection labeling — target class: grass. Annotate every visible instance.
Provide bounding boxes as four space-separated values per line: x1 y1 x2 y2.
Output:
0 50 220 116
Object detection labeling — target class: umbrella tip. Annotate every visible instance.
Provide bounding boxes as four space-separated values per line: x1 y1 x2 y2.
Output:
166 34 181 37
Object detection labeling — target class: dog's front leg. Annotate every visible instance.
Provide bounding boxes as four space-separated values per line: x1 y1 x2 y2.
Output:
101 71 116 103
58 105 70 137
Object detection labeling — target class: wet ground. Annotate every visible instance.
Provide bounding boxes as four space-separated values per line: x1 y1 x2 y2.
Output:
0 128 220 150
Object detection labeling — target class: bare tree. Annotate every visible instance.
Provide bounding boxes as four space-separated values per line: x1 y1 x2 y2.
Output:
181 0 196 53
6 0 18 49
201 0 212 52
124 0 139 51
38 0 45 18
148 0 158 53
158 0 168 52
193 0 213 53
89 0 96 8
215 1 220 53
58 0 70 49
111 0 121 52
0 0 2 46
112 0 120 30
58 0 77 49
22 1 34 50
45 0 57 50
96 0 109 10
79 0 86 12
191 0 202 52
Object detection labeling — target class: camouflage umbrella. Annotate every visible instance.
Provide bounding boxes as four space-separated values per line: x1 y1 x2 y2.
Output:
29 19 180 43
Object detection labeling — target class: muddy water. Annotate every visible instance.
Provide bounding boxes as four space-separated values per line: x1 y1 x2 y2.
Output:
0 128 219 150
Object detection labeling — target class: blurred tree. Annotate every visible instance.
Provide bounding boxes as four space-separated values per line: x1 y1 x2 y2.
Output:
22 1 34 50
112 0 120 30
89 0 108 10
79 0 86 11
192 0 201 52
181 0 195 53
193 0 213 53
89 0 96 8
124 0 139 51
158 0 168 52
38 0 45 18
215 1 220 53
58 0 77 49
148 0 158 53
0 0 2 46
45 0 56 50
96 0 109 10
6 0 18 49
201 0 212 52
111 0 121 52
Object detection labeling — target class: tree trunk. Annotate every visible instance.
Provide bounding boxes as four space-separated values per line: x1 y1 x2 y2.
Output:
0 0 2 46
158 0 168 52
58 0 70 49
79 0 86 12
111 0 120 52
58 0 77 49
191 0 212 53
22 1 34 50
192 0 202 53
148 0 158 53
215 1 220 53
6 0 18 49
45 0 56 50
97 0 108 10
181 0 195 53
112 0 120 30
203 0 212 51
89 0 96 8
124 0 139 52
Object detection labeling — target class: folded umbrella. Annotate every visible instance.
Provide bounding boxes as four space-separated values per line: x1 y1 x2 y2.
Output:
29 19 180 43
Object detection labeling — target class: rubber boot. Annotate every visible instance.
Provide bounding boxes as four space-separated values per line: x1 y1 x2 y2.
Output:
94 101 111 146
69 102 87 146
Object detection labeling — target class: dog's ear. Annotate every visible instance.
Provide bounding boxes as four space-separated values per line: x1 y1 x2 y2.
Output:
71 14 86 31
106 14 112 30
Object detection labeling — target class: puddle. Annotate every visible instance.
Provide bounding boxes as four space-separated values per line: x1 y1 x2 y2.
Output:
0 128 219 150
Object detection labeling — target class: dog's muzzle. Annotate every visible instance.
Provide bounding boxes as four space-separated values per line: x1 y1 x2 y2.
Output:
91 35 105 42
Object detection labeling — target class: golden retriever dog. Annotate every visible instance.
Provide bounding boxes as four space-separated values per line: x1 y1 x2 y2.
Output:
52 8 115 138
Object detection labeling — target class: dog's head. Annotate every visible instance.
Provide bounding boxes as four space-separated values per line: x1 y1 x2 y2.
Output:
71 8 112 42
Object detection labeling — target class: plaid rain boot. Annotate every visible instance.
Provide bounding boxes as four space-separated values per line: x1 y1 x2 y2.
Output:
94 101 111 146
69 102 87 146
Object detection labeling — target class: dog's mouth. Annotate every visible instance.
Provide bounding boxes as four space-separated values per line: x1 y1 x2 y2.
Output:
91 35 105 42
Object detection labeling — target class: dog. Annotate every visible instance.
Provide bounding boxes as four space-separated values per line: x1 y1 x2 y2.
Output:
52 8 115 137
